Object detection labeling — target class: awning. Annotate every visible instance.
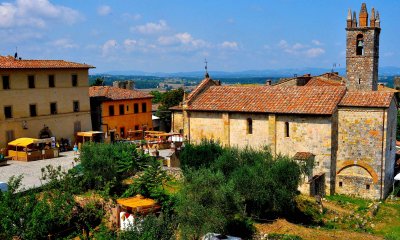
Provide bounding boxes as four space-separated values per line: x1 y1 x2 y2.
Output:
117 195 158 209
394 173 400 181
77 131 103 137
152 115 160 120
8 138 52 147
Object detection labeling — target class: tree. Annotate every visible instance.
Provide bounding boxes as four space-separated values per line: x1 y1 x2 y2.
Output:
149 90 163 104
156 88 185 130
176 168 237 239
91 77 104 86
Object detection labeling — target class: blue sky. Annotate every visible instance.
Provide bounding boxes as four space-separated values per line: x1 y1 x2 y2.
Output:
0 0 399 73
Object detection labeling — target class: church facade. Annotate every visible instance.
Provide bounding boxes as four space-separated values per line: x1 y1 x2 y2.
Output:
171 3 397 200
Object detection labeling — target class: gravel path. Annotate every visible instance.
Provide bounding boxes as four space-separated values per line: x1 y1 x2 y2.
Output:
0 151 78 190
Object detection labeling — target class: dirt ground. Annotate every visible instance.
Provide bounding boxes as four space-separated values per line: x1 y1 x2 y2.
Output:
256 219 383 240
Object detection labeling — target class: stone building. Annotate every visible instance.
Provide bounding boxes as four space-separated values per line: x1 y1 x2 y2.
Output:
89 85 153 142
171 3 397 200
0 55 94 148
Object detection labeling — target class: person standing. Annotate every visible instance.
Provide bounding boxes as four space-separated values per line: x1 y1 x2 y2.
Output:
73 143 78 155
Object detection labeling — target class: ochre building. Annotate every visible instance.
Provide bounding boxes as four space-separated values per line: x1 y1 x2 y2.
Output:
89 85 153 141
0 55 94 148
171 3 397 200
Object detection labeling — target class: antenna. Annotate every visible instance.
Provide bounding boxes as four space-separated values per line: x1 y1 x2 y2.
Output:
204 58 209 78
14 46 18 59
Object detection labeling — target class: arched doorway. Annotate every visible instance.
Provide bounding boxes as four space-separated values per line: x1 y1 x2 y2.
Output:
39 125 53 139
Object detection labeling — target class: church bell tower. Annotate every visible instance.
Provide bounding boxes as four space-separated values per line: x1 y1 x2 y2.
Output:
346 3 380 91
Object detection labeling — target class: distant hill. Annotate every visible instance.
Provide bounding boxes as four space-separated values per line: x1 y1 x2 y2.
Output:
100 67 400 78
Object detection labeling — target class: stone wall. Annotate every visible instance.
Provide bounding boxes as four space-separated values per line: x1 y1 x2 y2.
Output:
188 111 225 144
346 28 380 91
172 111 183 133
384 100 397 197
229 113 269 148
336 107 386 199
275 115 334 195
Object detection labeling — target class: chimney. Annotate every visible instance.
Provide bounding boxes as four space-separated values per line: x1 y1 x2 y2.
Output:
266 80 272 86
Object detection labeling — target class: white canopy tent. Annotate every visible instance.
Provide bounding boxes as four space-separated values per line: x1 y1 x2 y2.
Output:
392 173 400 197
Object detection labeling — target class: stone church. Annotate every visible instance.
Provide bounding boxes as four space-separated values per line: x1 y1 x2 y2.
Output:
171 3 397 200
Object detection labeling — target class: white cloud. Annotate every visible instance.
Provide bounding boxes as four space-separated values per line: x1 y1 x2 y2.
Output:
0 0 81 28
292 43 305 50
50 38 78 49
101 39 117 56
305 48 325 58
312 40 322 46
123 39 138 51
278 39 325 58
158 32 208 49
221 41 238 50
133 20 168 34
97 5 111 16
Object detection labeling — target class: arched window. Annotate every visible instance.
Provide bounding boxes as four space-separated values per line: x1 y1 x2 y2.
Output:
356 34 364 56
247 118 253 134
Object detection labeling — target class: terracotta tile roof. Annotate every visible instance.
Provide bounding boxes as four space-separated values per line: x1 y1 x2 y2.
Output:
187 77 220 103
293 152 315 161
339 91 394 108
305 77 344 87
169 105 183 111
0 55 94 69
89 86 153 100
378 84 399 92
187 85 346 115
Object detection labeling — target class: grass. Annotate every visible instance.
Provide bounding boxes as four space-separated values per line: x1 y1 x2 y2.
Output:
373 200 400 239
325 194 372 211
163 180 182 194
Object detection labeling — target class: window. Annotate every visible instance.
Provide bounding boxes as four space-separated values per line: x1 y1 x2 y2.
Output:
4 106 12 119
126 105 129 112
74 121 81 133
109 105 115 116
6 130 14 143
134 103 139 114
2 76 10 89
366 184 370 190
356 34 364 56
142 103 147 113
30 104 37 117
119 104 125 115
285 122 290 137
247 118 253 134
358 78 361 85
48 75 55 88
120 127 125 138
339 182 343 187
28 75 35 88
73 101 80 112
72 74 78 87
50 102 57 115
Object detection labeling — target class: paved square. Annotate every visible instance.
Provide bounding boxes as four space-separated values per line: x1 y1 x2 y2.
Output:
0 151 77 190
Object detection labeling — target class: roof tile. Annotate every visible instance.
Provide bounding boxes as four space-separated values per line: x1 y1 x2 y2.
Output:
89 86 153 100
188 85 347 115
0 55 94 69
339 91 394 108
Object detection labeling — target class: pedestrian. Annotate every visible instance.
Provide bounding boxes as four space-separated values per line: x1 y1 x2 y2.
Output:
73 143 78 155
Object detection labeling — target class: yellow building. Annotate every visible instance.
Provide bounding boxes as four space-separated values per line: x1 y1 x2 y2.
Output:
0 55 94 148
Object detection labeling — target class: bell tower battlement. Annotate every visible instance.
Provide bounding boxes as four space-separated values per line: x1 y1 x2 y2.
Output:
346 3 380 91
